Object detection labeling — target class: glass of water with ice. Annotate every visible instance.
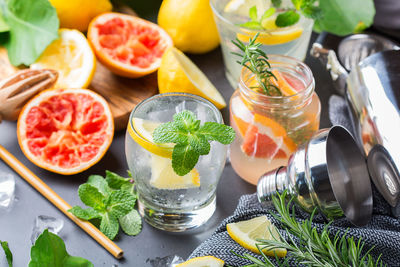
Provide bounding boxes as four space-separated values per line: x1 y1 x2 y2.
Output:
125 93 228 231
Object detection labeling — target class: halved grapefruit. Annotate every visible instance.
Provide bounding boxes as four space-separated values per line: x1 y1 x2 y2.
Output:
87 12 173 78
17 88 114 175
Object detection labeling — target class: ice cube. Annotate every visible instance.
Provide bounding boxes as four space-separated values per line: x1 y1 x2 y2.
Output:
0 172 15 210
147 255 184 267
31 215 64 244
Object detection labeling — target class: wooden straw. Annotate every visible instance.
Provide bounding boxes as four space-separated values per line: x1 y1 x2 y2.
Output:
0 145 124 259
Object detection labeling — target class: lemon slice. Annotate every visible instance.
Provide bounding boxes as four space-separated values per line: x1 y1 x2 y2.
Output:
31 29 96 88
224 0 269 17
128 118 173 158
158 47 226 109
237 26 303 45
150 154 200 190
176 256 224 267
227 215 287 257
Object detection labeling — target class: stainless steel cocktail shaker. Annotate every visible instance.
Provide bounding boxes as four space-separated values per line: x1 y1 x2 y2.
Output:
257 126 373 226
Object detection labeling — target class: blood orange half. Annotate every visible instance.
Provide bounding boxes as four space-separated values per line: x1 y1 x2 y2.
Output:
87 12 173 78
17 88 114 175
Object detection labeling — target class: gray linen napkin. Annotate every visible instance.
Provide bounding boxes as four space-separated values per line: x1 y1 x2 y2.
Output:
189 95 400 266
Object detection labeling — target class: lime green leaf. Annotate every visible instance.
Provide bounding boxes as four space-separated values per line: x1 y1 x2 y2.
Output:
0 241 12 267
0 14 9 32
275 10 300 27
119 209 142 236
249 5 258 21
261 7 276 21
100 213 119 240
172 143 199 176
314 0 375 36
78 184 105 210
197 122 236 145
239 21 263 30
28 229 93 267
153 121 188 144
68 206 101 221
105 171 130 189
188 134 210 155
1 0 59 66
292 0 302 10
87 175 111 196
121 183 136 197
105 190 136 219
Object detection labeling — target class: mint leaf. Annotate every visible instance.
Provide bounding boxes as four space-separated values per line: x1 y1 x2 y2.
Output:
301 5 322 20
87 175 111 196
0 241 12 267
153 121 188 144
29 229 93 267
197 122 236 145
271 0 282 7
292 0 302 10
78 184 105 210
238 21 263 30
69 206 101 221
261 7 276 21
275 10 300 27
173 111 199 131
105 191 136 219
249 6 258 21
119 209 142 236
188 134 210 155
121 183 136 197
0 0 59 66
172 143 199 176
100 213 119 240
105 171 130 190
313 0 374 36
0 14 9 32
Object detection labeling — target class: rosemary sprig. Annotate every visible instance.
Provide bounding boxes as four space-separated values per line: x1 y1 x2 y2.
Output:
231 33 282 96
235 191 384 267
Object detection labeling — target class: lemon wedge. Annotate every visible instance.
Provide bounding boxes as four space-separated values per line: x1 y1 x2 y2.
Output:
224 0 269 17
31 29 96 89
128 118 173 158
237 25 303 46
158 47 226 109
227 215 287 257
176 256 224 267
150 154 200 190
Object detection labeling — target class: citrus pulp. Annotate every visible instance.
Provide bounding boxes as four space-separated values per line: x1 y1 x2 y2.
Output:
88 12 173 78
176 256 224 267
17 88 114 175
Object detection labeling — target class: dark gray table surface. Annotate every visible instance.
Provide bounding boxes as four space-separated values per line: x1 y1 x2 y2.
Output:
0 9 335 266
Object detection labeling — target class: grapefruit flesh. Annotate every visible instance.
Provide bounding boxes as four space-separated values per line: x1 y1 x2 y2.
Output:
88 13 173 78
17 88 114 175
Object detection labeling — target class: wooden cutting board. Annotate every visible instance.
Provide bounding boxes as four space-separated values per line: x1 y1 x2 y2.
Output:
0 47 158 131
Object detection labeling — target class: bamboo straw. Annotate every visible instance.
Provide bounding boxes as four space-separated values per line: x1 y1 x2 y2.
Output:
0 145 124 259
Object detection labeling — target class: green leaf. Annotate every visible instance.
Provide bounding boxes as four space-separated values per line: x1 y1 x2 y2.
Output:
188 134 210 155
275 10 300 27
78 184 105 210
314 0 375 36
292 0 302 10
172 143 199 176
173 111 198 131
68 206 101 221
249 5 258 21
87 175 111 196
301 5 322 20
238 21 263 30
100 213 119 240
105 191 136 219
121 183 136 197
197 122 236 145
29 229 93 267
271 0 282 7
1 0 59 66
119 209 142 236
105 171 130 190
153 121 188 144
261 7 276 21
0 14 9 32
0 241 12 267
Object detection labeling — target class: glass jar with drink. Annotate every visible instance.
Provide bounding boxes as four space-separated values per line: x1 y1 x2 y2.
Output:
229 38 320 185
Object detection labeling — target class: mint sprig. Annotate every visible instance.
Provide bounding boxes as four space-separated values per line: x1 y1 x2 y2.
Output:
153 111 235 176
239 6 276 30
68 171 141 240
1 241 12 267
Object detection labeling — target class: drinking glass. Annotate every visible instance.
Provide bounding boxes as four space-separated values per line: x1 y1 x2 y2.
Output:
125 93 228 231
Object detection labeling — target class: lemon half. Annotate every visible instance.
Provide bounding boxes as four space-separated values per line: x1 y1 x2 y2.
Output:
176 256 224 267
227 215 287 257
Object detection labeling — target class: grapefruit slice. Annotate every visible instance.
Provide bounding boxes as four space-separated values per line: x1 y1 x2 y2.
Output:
87 12 173 78
17 88 114 175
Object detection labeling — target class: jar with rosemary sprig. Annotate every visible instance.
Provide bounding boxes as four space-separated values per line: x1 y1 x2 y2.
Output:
229 34 320 185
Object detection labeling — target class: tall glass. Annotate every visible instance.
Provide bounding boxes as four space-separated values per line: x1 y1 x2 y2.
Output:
210 0 314 88
125 93 228 231
229 55 320 185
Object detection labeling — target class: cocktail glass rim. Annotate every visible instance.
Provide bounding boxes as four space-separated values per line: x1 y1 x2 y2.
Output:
128 92 224 148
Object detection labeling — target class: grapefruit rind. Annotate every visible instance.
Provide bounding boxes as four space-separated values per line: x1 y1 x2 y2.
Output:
88 12 173 78
17 88 114 175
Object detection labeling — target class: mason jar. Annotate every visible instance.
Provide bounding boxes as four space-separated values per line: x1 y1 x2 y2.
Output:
229 55 320 185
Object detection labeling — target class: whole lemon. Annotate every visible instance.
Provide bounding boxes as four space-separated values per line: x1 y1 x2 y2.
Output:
157 0 220 54
49 0 112 32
